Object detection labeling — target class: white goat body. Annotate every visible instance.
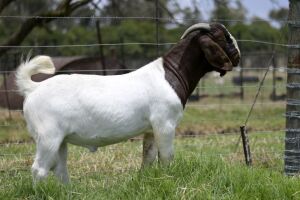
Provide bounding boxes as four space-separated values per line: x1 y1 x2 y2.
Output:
17 56 182 183
22 57 182 146
16 23 240 183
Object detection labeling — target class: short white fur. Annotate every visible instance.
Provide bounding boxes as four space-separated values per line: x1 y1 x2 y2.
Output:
16 22 240 184
16 56 183 183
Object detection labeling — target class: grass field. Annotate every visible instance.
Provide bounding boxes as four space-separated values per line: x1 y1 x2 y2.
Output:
0 70 293 199
1 131 297 200
0 102 291 199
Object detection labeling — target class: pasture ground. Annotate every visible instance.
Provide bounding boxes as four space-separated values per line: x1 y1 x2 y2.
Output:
1 131 299 200
0 103 294 200
0 71 294 199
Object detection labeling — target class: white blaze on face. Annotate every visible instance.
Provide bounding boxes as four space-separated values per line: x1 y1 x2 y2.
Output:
219 24 241 56
228 32 240 56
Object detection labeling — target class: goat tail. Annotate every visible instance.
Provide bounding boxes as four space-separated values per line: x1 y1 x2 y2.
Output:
16 55 55 97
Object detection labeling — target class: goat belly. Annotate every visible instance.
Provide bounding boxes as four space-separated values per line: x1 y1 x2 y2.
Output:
64 124 149 147
23 73 153 147
23 58 183 149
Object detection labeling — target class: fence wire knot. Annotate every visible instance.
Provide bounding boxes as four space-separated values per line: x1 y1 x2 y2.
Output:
287 83 300 89
287 99 300 106
287 68 300 74
285 111 300 119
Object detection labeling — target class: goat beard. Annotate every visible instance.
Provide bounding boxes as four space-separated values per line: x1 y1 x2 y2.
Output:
206 66 227 77
214 67 227 77
220 71 226 77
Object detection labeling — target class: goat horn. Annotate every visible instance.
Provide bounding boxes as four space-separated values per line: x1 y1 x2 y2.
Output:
180 23 211 39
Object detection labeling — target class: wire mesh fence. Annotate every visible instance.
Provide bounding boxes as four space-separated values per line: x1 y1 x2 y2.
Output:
0 5 290 177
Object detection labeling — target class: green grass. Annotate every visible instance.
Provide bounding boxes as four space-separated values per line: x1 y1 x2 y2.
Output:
0 131 292 200
3 154 299 200
0 71 290 199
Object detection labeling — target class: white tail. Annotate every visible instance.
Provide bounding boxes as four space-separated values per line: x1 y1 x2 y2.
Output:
16 55 55 96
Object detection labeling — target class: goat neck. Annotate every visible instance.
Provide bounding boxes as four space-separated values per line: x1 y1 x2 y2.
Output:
163 31 210 108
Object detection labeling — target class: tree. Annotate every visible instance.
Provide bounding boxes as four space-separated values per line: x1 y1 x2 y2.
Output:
269 7 289 27
0 0 16 13
211 0 247 27
0 0 92 60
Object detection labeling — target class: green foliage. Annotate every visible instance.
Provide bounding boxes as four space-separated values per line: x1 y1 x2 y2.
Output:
211 0 247 26
0 0 288 58
229 20 287 53
269 7 289 27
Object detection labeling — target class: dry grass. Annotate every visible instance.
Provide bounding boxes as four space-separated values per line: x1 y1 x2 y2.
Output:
0 131 289 200
0 71 290 199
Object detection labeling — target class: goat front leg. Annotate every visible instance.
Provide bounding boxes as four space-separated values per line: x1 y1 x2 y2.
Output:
142 132 158 167
152 123 175 165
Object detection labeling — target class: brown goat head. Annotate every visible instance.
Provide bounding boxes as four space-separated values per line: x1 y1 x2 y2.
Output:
181 22 240 76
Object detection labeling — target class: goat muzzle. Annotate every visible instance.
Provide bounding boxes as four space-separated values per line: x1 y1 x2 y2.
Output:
209 23 240 68
226 45 240 67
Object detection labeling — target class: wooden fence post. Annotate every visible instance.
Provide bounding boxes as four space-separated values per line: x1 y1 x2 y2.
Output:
240 126 252 166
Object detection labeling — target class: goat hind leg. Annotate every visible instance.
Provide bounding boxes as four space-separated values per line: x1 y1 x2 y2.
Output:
32 135 64 182
54 142 69 184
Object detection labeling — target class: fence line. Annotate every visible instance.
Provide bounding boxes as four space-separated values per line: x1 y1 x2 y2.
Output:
186 102 284 107
0 148 285 158
237 40 292 47
0 84 287 93
0 15 291 23
0 113 284 128
0 67 289 74
0 40 293 49
0 102 285 113
196 85 286 89
1 68 135 74
0 42 175 48
0 129 285 146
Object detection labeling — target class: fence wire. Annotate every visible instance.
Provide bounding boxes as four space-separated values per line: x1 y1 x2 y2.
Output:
0 11 290 175
0 15 292 23
0 40 293 49
0 67 289 74
0 84 288 93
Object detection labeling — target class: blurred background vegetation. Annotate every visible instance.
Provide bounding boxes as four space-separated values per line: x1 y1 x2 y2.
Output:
0 0 289 66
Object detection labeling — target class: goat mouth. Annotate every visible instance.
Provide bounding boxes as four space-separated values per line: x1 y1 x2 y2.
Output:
214 67 227 77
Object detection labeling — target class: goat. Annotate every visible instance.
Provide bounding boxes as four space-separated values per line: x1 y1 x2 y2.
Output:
16 23 240 183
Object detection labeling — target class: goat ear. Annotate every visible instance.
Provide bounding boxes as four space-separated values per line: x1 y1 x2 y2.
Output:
198 35 233 71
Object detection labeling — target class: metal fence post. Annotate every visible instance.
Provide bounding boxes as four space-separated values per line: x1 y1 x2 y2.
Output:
271 51 277 100
96 20 106 75
238 32 244 101
285 0 300 176
155 0 160 57
3 55 12 119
